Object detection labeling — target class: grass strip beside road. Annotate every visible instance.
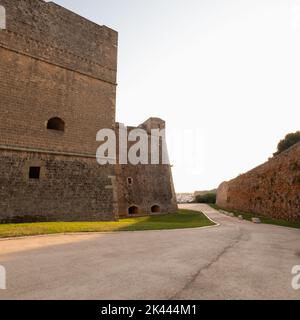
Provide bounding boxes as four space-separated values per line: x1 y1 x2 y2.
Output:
0 209 215 239
210 204 300 229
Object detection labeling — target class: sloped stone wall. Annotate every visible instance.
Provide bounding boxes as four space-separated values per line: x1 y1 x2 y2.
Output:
217 143 300 221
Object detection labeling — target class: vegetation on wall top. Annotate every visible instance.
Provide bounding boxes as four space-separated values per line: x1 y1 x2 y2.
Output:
273 131 300 157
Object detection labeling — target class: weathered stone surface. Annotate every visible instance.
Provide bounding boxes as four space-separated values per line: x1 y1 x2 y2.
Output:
0 43 116 155
0 0 118 84
115 120 178 217
0 0 118 222
0 150 116 222
117 163 178 217
217 142 300 222
0 0 178 222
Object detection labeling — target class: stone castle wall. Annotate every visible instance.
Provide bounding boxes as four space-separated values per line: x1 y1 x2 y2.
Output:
0 0 177 222
117 164 178 217
116 119 178 217
216 142 300 221
0 0 117 155
0 150 116 222
0 0 118 222
0 0 117 83
0 46 116 155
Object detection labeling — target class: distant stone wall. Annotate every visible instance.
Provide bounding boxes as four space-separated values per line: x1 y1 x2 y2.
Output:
217 142 300 221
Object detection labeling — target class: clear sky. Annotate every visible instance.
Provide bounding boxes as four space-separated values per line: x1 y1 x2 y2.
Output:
53 0 300 192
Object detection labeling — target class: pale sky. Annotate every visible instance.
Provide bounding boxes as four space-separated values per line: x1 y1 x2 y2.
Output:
54 0 300 192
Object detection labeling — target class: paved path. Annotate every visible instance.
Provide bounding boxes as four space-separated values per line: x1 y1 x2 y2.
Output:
0 204 300 300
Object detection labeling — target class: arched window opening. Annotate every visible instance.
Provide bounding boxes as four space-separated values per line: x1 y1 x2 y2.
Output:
151 205 161 213
47 117 65 132
128 206 139 215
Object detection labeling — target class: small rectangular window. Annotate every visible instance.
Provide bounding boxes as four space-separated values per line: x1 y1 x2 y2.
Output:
127 177 133 185
29 167 40 180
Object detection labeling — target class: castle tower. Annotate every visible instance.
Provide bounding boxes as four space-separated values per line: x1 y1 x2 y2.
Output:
0 0 118 221
115 118 178 217
0 0 177 222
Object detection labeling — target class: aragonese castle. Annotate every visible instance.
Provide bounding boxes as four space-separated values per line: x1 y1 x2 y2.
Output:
0 0 178 222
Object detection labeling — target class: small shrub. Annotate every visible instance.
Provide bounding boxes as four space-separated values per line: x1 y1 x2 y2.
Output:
273 131 300 157
195 193 216 204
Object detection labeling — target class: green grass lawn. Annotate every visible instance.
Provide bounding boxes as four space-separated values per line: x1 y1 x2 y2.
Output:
0 209 215 239
210 204 300 230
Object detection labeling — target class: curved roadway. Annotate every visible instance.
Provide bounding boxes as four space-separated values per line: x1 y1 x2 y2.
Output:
0 204 299 300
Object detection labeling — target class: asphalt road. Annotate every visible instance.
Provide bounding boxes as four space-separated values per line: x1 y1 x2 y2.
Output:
0 204 299 300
